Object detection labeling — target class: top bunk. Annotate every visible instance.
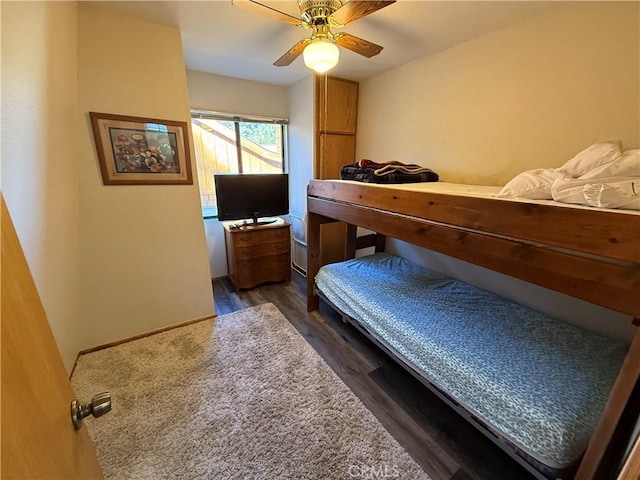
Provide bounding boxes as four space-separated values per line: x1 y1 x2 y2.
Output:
306 179 640 318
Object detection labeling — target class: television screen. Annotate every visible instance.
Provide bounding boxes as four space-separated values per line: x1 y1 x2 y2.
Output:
214 173 289 225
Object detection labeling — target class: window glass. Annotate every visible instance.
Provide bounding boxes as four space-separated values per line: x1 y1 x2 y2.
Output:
239 123 283 174
191 114 287 218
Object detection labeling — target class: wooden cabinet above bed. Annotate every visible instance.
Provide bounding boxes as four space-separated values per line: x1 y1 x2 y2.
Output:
314 75 359 267
314 75 358 179
315 75 358 133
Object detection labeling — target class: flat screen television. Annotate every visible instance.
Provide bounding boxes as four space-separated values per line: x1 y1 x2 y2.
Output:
214 173 289 225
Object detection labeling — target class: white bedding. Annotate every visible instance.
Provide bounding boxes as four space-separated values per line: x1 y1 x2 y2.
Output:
496 142 640 210
552 176 640 210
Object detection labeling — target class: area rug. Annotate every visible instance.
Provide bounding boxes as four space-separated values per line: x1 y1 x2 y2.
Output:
71 303 429 479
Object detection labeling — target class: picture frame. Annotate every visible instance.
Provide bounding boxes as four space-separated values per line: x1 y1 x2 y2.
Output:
89 112 193 185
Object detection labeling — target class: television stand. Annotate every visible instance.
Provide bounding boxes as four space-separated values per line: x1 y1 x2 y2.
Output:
245 217 278 226
223 220 291 291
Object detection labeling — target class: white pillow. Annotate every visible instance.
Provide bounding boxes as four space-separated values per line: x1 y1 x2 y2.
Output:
579 149 640 179
552 175 640 210
558 140 622 177
498 168 568 200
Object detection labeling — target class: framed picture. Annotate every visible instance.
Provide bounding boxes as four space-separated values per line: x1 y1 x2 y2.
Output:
89 112 193 185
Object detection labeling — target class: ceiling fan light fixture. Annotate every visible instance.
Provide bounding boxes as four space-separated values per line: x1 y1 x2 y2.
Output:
303 39 339 73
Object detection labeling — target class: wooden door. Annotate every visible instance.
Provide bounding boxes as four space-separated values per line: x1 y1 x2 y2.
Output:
1 197 104 479
617 434 640 479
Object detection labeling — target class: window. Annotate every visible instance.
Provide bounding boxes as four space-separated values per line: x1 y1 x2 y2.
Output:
191 110 288 218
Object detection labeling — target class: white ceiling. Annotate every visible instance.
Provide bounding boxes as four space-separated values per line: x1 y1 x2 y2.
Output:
87 0 561 87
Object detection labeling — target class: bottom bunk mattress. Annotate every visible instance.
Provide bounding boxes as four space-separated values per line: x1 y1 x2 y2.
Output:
315 253 628 475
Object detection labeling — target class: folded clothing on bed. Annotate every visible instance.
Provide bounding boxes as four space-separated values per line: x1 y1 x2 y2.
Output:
315 253 628 474
340 159 439 184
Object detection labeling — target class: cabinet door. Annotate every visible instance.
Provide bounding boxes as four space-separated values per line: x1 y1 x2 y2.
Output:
316 76 358 134
317 134 356 180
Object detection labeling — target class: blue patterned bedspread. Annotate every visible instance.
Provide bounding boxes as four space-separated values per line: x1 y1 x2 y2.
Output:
315 253 628 469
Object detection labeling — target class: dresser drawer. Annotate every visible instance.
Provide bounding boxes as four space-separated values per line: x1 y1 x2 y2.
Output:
232 227 289 247
235 241 290 260
237 264 291 289
236 252 290 270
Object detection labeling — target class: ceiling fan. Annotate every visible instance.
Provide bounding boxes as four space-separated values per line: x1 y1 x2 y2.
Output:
234 0 396 73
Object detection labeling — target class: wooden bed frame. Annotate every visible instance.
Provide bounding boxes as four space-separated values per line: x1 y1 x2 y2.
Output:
305 179 640 480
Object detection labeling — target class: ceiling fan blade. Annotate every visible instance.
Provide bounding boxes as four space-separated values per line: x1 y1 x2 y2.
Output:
334 33 383 58
331 1 395 26
274 38 312 67
233 0 306 27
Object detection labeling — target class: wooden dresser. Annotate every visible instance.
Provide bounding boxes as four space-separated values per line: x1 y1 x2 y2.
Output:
223 220 291 290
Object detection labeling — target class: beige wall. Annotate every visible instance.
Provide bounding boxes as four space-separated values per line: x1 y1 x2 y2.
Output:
357 1 639 342
187 69 288 119
358 1 640 185
287 75 315 219
76 5 215 349
1 1 81 370
1 3 216 369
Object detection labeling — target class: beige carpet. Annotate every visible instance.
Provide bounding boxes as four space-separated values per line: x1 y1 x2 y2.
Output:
71 303 429 479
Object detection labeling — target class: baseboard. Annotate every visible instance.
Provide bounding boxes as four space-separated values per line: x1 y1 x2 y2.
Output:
71 313 217 376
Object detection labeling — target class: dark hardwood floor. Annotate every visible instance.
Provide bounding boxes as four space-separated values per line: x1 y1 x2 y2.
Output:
212 271 536 480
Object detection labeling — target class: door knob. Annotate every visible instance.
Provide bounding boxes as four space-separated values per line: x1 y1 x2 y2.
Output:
71 392 112 430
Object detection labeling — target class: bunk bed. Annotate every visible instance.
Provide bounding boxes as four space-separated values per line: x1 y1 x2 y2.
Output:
305 179 640 480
